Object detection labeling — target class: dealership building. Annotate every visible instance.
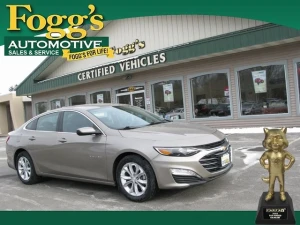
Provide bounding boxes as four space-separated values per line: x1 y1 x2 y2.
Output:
15 15 300 128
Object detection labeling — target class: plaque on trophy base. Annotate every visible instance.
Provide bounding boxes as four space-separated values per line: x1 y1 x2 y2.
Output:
255 192 296 225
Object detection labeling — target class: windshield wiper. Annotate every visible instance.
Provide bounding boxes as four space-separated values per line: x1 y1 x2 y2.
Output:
118 126 140 130
147 120 169 126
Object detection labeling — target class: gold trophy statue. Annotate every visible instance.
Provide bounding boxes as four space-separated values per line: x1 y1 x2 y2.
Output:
255 127 296 225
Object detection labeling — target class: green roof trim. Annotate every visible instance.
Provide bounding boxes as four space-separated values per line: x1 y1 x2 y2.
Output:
16 23 300 96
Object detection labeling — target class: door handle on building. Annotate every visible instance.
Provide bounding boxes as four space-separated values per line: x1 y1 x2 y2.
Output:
58 138 67 143
29 136 35 141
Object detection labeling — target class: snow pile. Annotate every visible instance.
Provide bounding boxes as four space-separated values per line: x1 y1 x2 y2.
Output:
219 127 300 134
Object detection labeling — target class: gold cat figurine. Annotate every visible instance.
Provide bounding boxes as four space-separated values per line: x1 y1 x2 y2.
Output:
259 127 295 202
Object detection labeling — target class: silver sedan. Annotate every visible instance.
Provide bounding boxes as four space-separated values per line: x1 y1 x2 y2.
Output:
6 104 233 202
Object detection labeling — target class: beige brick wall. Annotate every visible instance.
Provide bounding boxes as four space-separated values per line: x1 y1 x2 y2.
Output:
0 93 27 134
32 41 300 129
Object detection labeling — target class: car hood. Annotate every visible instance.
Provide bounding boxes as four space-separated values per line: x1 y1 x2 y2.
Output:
118 122 225 147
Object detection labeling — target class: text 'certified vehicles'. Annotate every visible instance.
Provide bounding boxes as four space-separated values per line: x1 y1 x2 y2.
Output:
6 104 233 202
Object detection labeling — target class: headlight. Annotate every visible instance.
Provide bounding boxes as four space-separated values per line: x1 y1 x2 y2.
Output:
154 147 201 157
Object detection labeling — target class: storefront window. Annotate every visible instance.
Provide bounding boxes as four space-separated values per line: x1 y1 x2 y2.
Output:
35 102 48 115
90 91 111 104
191 73 231 118
238 64 288 116
69 95 86 106
50 99 65 109
151 80 184 120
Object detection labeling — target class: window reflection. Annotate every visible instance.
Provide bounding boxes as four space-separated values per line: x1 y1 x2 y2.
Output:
90 91 111 104
238 65 288 115
35 102 48 115
69 95 86 106
151 80 184 120
191 73 231 118
50 99 65 109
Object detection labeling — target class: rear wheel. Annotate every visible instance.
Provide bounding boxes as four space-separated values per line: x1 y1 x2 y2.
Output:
16 151 41 185
116 155 158 202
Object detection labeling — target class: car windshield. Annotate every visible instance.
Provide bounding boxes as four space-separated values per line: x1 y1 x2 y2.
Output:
88 105 168 130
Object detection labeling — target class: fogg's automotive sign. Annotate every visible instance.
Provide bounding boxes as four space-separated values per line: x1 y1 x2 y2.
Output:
77 52 166 81
5 4 114 60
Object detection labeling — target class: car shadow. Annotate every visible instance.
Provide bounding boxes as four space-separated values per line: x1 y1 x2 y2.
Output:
40 177 192 201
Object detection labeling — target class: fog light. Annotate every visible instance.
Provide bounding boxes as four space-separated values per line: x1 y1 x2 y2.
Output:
170 168 201 177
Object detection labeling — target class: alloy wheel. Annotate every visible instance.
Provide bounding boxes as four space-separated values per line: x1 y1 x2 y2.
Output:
18 156 31 181
120 162 148 196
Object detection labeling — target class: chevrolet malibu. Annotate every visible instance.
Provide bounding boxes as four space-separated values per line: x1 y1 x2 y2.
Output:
6 104 233 202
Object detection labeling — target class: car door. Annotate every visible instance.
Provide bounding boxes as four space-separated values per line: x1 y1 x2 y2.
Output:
22 112 60 174
50 110 107 181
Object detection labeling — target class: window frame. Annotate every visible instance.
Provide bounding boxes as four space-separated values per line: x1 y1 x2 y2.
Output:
57 110 106 136
293 58 300 116
88 89 112 104
148 76 187 121
235 60 290 119
35 101 48 116
112 82 146 104
67 93 87 106
187 69 234 121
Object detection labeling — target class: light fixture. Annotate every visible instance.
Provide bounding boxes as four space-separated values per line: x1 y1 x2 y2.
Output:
123 74 132 80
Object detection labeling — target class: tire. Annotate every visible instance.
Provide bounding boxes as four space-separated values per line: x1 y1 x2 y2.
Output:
16 151 41 185
116 155 158 202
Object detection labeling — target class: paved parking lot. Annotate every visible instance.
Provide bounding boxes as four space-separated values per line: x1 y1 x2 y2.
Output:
0 133 299 210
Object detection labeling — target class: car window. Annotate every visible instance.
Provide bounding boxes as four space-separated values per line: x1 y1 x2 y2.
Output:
62 111 97 133
25 119 37 130
89 105 167 130
36 112 59 131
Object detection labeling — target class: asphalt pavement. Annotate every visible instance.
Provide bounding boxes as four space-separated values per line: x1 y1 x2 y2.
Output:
0 133 299 211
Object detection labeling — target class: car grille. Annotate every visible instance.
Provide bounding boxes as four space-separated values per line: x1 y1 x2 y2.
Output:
194 138 226 150
199 147 231 173
172 175 203 184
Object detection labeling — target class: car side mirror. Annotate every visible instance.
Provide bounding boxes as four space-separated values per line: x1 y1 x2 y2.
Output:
76 127 102 136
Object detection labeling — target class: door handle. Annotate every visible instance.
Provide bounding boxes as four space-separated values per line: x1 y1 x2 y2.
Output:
29 136 36 141
58 138 67 143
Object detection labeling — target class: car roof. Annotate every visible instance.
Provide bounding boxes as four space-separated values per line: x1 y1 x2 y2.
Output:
39 103 131 115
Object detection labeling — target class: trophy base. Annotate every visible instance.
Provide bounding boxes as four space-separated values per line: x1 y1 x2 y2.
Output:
255 192 296 225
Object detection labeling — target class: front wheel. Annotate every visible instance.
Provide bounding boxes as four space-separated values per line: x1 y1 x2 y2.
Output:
16 151 41 185
116 155 158 202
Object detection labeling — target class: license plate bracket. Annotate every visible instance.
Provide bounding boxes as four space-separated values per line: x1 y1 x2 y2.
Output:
221 152 230 167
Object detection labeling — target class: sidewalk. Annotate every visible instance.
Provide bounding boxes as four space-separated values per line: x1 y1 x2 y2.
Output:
219 126 300 134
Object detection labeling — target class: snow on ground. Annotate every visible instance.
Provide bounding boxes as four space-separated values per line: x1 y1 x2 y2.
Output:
219 127 300 134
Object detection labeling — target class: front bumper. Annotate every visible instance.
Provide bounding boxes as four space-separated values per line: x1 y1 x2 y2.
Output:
151 143 233 189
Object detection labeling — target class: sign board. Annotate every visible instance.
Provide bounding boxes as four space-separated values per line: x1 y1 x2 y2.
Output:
55 100 61 108
97 94 104 103
224 87 229 96
252 70 267 93
163 83 174 102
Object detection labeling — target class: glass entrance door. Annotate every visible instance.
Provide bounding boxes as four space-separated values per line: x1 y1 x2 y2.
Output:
118 94 131 105
116 86 145 109
132 92 145 109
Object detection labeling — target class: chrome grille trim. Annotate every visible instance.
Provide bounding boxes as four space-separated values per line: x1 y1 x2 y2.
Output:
199 146 232 173
193 138 226 150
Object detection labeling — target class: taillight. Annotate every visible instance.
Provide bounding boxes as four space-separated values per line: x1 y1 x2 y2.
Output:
6 136 10 144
